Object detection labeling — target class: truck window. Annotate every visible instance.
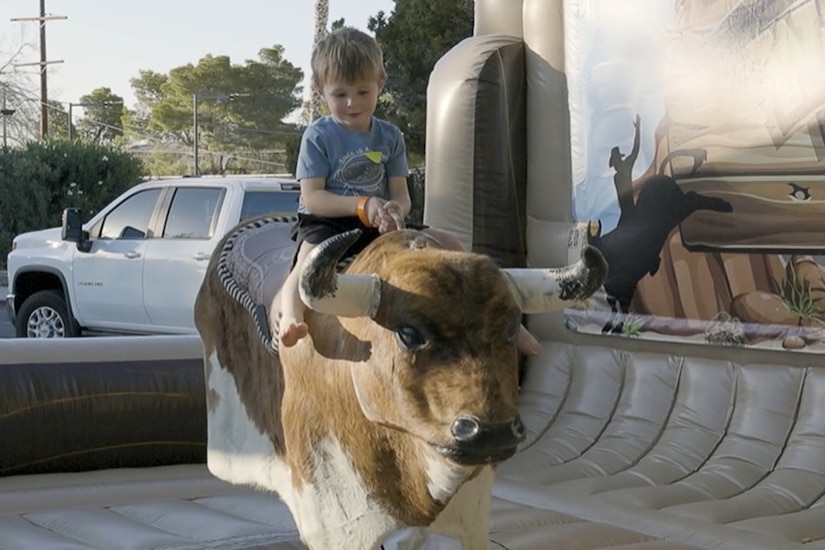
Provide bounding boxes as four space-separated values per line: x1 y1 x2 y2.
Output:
162 187 225 239
99 189 162 240
240 191 299 223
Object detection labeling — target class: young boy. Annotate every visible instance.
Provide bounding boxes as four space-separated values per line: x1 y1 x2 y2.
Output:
279 27 542 357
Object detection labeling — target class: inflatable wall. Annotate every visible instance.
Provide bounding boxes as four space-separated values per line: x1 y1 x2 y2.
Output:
428 0 825 355
564 0 825 354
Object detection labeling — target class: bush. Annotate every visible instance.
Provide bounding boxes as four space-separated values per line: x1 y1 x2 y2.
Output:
0 141 145 269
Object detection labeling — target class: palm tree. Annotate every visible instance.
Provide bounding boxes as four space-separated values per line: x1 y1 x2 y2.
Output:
309 0 329 121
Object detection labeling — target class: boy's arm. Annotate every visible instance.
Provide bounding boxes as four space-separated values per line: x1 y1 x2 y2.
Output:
383 127 410 220
302 177 410 222
300 178 363 217
298 128 365 218
387 176 412 217
302 178 390 227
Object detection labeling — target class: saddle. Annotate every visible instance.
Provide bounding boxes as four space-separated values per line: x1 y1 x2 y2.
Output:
216 216 296 354
216 215 357 354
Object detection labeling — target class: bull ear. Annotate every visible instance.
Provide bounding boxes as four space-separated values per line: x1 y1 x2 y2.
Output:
299 229 382 318
501 245 607 314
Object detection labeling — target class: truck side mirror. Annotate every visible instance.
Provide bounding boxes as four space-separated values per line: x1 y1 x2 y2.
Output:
62 208 91 252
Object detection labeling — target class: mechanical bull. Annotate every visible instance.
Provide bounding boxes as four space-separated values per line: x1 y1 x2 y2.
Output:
194 227 607 549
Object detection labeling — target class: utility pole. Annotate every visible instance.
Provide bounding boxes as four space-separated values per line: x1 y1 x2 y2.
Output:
193 94 200 176
11 1 66 141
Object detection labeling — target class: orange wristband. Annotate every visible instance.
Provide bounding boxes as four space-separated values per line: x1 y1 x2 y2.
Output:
356 196 372 227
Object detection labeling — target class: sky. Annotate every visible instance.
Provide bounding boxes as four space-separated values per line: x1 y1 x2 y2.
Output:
0 0 395 111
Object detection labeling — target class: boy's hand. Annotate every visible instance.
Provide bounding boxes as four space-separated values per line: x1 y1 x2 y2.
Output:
380 201 406 233
365 197 384 228
365 198 405 233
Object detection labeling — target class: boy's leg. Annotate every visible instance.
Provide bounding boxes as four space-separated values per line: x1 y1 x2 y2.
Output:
516 326 543 356
279 241 316 347
422 228 543 357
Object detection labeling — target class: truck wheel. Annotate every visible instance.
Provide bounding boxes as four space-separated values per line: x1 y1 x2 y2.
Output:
15 289 81 338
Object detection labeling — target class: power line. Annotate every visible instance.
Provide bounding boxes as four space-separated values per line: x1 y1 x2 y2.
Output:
10 0 67 141
15 91 291 172
69 111 287 170
10 91 292 170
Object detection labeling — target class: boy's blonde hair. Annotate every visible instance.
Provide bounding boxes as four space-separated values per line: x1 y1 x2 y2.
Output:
311 27 387 90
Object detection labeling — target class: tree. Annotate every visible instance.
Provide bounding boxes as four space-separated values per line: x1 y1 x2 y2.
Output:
46 100 71 140
1 56 42 146
75 87 125 143
132 70 169 107
0 141 145 268
368 0 474 158
309 0 329 121
1 45 36 145
126 70 169 140
129 47 303 174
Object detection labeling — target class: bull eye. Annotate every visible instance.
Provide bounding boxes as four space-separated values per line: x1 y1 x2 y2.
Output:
395 324 426 351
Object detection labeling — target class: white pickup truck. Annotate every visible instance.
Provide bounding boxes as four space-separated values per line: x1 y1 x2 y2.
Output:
5 175 299 338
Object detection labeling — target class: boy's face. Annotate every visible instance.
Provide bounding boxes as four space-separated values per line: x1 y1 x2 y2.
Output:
322 76 383 132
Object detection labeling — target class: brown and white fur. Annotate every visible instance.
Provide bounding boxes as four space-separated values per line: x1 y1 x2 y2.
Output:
195 229 607 549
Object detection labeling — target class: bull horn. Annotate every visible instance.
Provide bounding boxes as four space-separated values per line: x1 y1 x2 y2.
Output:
501 245 608 314
298 229 382 318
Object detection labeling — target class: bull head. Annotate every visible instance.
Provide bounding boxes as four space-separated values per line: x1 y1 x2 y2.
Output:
299 229 607 318
297 229 607 466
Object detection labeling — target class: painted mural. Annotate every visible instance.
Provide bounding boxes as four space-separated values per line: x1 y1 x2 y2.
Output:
565 0 825 353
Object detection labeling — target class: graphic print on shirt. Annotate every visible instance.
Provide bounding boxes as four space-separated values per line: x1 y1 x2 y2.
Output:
333 148 385 196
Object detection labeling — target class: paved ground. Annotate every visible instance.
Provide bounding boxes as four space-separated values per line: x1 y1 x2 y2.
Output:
0 270 11 338
0 310 125 339
1 270 156 340
0 302 14 338
0 271 113 339
0 269 14 338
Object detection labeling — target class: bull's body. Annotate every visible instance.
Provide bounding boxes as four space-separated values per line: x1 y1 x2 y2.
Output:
195 228 606 549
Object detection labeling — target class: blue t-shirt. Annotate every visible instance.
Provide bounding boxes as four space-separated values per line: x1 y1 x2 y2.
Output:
295 115 409 214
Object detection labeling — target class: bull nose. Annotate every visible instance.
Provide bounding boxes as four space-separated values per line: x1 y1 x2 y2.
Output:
438 415 526 465
511 416 525 439
451 416 481 442
449 416 526 445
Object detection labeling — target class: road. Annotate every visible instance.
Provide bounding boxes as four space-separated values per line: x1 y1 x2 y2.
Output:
0 304 14 338
0 305 115 339
0 270 8 337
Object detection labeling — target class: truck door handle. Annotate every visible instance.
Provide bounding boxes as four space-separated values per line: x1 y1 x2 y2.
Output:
193 252 211 261
124 251 142 259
